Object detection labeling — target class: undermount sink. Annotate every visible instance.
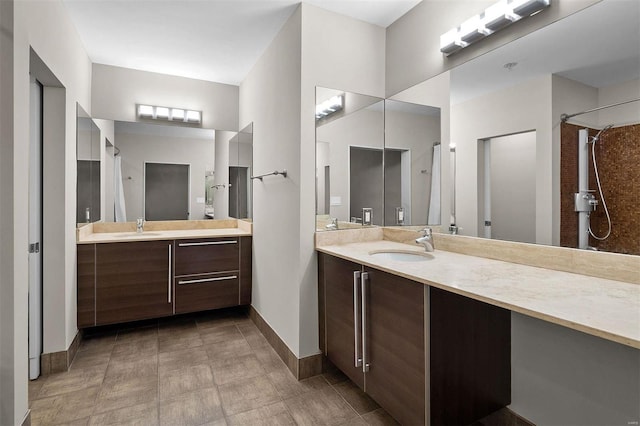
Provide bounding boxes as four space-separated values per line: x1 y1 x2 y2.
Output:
111 232 162 238
369 250 434 262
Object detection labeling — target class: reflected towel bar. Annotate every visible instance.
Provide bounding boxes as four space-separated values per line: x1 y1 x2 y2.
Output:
251 170 287 181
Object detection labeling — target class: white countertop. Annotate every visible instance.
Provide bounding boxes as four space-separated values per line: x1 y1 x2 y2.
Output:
77 228 251 244
317 240 640 349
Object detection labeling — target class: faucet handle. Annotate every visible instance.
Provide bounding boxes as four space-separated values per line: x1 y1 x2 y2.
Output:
420 227 432 237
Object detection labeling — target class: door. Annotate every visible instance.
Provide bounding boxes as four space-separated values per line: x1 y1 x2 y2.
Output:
323 255 365 389
28 76 43 380
144 162 189 220
349 147 383 225
483 132 536 243
363 267 426 426
229 166 249 218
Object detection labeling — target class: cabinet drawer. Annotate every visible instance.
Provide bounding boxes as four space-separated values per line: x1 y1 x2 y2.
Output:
175 237 239 275
174 272 239 314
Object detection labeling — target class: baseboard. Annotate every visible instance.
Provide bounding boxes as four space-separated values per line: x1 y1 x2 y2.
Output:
21 409 31 426
249 306 322 380
40 330 81 375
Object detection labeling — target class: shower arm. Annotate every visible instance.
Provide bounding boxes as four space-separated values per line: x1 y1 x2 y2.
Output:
561 98 640 122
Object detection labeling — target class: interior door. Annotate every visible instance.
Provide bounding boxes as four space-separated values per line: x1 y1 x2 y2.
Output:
28 76 43 379
144 162 189 220
349 147 383 225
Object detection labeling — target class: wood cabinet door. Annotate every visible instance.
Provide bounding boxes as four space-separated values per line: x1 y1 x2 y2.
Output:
430 287 511 426
323 255 365 389
77 244 96 328
96 240 174 325
363 267 426 426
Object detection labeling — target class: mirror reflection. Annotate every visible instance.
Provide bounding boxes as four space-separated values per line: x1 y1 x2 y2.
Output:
76 105 101 224
316 88 384 230
444 0 639 255
384 100 441 226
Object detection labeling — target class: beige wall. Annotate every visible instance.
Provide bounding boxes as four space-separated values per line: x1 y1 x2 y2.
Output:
598 78 640 126
213 130 235 220
385 0 601 96
91 64 239 131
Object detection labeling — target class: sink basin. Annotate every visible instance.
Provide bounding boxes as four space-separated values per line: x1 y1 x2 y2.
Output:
110 232 162 238
369 250 433 262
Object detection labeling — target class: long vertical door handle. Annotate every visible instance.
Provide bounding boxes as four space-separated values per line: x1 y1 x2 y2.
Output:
168 244 172 303
361 271 370 372
353 271 362 368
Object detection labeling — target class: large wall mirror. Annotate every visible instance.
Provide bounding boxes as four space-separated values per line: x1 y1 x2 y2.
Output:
315 88 442 231
76 104 101 224
315 88 385 230
76 117 254 224
398 0 639 256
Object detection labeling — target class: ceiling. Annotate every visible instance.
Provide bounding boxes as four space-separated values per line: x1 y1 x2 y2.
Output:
450 0 640 104
62 0 421 86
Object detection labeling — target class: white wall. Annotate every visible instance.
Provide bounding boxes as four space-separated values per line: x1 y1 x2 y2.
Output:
92 64 239 131
0 0 17 423
114 126 215 221
598 78 640 126
511 313 640 425
385 0 600 96
8 0 93 423
240 5 303 355
94 118 115 222
451 76 553 244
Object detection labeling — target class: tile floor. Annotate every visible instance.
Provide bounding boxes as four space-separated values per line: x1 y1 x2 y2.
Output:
28 308 399 426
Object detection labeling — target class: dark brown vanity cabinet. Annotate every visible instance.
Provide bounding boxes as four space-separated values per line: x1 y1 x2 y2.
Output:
322 254 426 425
173 236 252 314
77 236 252 327
319 252 511 426
95 240 174 325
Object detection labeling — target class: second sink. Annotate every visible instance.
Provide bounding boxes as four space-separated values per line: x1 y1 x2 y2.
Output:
369 250 434 262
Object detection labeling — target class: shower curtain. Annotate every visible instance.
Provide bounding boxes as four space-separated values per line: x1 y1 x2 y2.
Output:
114 155 127 222
427 144 441 225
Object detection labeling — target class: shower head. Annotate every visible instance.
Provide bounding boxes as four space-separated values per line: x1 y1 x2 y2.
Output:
591 124 613 143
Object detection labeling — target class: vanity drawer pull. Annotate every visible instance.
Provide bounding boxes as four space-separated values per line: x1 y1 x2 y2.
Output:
178 275 237 285
178 240 237 247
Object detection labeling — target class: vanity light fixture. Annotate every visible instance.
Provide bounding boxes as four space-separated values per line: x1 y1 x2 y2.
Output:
440 0 550 56
315 95 344 120
137 104 202 124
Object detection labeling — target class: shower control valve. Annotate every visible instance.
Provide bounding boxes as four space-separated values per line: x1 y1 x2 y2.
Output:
574 191 597 213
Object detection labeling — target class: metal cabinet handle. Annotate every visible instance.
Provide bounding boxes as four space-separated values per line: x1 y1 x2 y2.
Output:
361 271 370 373
168 244 172 303
178 275 237 285
178 240 237 247
353 271 362 368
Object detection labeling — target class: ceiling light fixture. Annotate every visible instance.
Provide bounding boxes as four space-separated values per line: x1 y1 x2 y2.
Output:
137 104 202 124
440 0 550 56
315 95 344 120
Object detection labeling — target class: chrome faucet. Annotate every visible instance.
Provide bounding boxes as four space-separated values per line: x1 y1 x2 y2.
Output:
326 218 339 230
136 217 144 233
415 227 435 252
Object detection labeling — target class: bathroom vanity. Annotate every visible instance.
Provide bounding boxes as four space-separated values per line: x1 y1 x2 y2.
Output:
76 220 252 328
316 228 640 425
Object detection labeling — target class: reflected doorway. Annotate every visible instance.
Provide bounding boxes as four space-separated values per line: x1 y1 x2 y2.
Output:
480 131 536 243
144 162 190 220
229 166 249 219
350 147 383 225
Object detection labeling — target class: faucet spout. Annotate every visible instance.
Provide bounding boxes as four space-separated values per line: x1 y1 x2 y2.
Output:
136 218 144 234
415 227 435 252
